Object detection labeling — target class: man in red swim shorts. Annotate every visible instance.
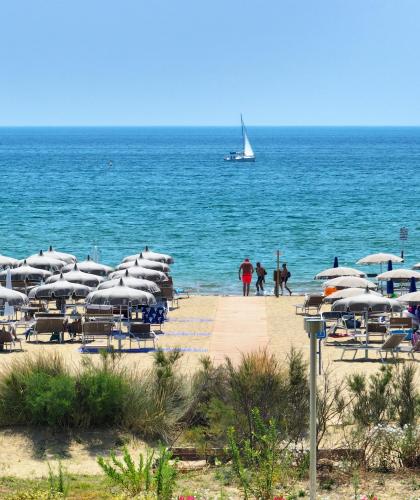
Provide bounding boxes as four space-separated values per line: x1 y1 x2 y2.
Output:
238 258 254 296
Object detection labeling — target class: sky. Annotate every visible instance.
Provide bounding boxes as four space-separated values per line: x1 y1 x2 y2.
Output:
1 0 420 126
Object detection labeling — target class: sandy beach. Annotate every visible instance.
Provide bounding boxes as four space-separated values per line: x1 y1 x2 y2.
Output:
0 294 417 482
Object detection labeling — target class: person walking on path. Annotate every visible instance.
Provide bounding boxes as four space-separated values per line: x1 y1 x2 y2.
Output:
239 258 254 296
280 263 292 295
255 262 267 295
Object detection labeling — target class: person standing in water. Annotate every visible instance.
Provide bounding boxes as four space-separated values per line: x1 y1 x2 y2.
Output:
255 262 267 295
280 263 292 295
238 258 254 296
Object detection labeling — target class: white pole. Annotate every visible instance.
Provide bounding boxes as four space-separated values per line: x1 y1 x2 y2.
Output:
309 328 317 500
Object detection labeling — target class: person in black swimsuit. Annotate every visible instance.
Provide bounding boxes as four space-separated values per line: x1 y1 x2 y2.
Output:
280 263 292 295
255 262 266 295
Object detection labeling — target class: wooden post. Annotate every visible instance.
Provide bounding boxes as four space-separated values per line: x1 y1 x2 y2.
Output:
275 250 280 297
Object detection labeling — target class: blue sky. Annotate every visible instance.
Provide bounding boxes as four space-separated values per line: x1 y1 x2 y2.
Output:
1 0 420 125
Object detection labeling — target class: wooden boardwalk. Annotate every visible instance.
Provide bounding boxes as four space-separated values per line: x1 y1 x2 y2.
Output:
210 296 269 365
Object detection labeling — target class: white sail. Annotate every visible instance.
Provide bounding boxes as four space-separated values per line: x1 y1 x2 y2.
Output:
241 116 254 158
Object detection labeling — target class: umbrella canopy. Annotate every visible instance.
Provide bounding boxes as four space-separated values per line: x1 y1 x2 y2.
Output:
332 290 402 313
357 253 403 265
324 287 381 303
377 269 420 281
43 246 77 264
23 251 66 271
315 266 366 280
116 258 170 272
86 279 156 306
30 276 91 299
0 254 18 268
123 249 174 264
322 276 377 289
0 286 28 306
397 291 420 304
110 264 168 283
98 273 160 294
62 255 113 276
412 263 420 270
46 264 104 287
0 262 52 281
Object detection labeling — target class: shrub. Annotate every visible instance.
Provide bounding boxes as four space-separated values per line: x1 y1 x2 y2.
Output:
75 354 130 428
0 352 74 427
228 408 294 500
98 445 177 499
225 349 289 441
123 349 192 441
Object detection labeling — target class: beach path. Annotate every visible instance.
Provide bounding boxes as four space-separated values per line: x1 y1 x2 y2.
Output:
210 296 268 365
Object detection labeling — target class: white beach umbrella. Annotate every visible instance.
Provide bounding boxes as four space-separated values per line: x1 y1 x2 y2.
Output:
324 287 381 303
412 263 420 270
110 264 168 283
357 253 403 265
123 248 174 264
46 264 104 287
0 262 52 281
331 290 402 313
23 250 66 271
62 255 113 277
43 246 77 264
30 276 91 299
0 254 18 268
98 273 160 294
332 289 402 359
396 291 420 304
315 266 366 280
323 276 377 289
377 269 420 281
86 279 156 306
0 286 28 306
116 258 170 273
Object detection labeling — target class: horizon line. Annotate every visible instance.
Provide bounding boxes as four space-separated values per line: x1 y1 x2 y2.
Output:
1 124 420 128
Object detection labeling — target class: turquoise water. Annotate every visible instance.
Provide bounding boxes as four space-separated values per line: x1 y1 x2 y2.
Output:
0 126 419 294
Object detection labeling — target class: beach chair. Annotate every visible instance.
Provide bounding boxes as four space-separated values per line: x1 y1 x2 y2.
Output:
30 317 67 343
395 336 420 360
160 286 179 308
67 317 82 340
128 322 157 349
82 321 113 350
0 327 22 352
339 333 407 362
295 294 323 315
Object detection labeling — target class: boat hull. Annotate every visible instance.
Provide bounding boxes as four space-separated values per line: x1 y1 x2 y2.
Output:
224 155 255 162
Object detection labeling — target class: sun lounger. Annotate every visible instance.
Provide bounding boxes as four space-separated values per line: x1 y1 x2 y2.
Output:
295 294 323 315
339 333 407 362
0 327 22 352
29 317 67 343
395 337 420 360
82 321 113 350
128 322 157 349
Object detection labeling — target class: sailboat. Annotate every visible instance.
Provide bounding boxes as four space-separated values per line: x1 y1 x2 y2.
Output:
224 115 255 162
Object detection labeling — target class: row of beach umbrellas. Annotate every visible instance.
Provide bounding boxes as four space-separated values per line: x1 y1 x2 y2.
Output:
0 246 174 308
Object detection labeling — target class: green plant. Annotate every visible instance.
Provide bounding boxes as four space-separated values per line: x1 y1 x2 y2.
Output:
98 447 154 496
75 354 129 427
97 445 177 498
155 446 177 500
48 461 69 497
392 363 420 428
228 408 293 500
124 348 192 441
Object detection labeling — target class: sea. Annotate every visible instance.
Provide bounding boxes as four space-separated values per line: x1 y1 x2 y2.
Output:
0 126 418 295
